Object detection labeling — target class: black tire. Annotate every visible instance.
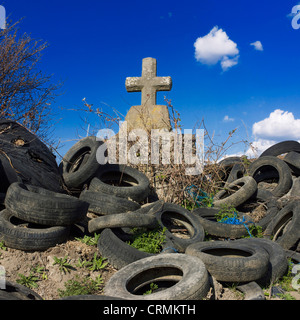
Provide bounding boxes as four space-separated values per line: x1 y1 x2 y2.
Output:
104 253 210 300
155 203 205 252
213 176 258 208
89 164 150 202
260 140 300 158
214 157 243 182
0 120 62 192
225 163 246 187
284 151 300 176
263 201 300 250
236 282 265 300
0 210 70 251
0 280 43 300
248 156 293 197
192 207 254 239
237 238 288 286
5 183 89 226
97 228 176 270
88 212 158 233
79 190 140 215
285 250 300 264
185 240 269 282
61 136 103 189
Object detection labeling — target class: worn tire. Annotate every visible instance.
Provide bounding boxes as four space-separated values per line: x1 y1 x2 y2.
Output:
89 164 150 202
61 136 102 189
88 212 158 233
0 281 43 300
104 253 210 300
213 176 258 208
79 190 141 215
248 156 293 197
236 282 265 300
5 182 89 226
0 210 70 251
260 140 300 158
185 240 269 282
238 238 288 285
155 203 205 252
192 207 254 239
283 151 300 176
263 201 300 250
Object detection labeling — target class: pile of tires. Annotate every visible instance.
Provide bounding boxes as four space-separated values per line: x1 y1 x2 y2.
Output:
101 140 300 300
0 135 299 300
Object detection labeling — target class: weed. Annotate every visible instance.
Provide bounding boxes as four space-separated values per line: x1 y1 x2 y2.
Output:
77 253 108 271
53 256 74 274
215 204 237 222
0 241 7 251
58 275 104 298
16 272 39 289
143 282 159 295
75 233 100 246
127 227 167 254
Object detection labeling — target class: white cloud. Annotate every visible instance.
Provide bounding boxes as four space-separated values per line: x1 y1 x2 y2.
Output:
252 109 300 140
244 109 300 157
223 115 234 122
250 41 263 51
194 26 239 71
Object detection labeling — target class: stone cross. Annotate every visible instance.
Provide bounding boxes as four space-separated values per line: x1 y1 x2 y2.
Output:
125 57 172 106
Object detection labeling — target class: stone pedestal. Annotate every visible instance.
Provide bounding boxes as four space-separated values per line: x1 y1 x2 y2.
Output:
125 104 171 132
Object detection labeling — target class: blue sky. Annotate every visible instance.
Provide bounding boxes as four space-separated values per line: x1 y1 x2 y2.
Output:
3 0 300 160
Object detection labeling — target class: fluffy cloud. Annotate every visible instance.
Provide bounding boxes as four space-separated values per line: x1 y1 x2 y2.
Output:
244 109 300 157
194 26 239 71
252 109 300 140
250 41 263 51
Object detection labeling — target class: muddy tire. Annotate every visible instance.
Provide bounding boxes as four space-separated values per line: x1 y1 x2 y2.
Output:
104 253 210 300
79 190 141 215
0 210 70 251
213 176 258 208
155 203 205 252
263 201 300 250
248 156 293 197
185 240 269 282
61 136 102 189
89 164 150 203
192 207 254 238
5 183 89 226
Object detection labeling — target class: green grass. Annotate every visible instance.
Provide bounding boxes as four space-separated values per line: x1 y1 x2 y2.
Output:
127 227 167 254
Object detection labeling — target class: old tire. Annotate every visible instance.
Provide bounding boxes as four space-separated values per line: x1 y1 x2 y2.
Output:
88 212 158 233
238 238 288 286
283 151 300 176
89 164 150 202
155 203 205 252
260 140 300 158
185 240 269 282
5 182 89 226
61 136 102 189
192 207 254 239
248 156 293 197
104 253 210 300
79 190 141 215
0 210 70 251
0 281 43 300
213 176 258 208
263 201 300 250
